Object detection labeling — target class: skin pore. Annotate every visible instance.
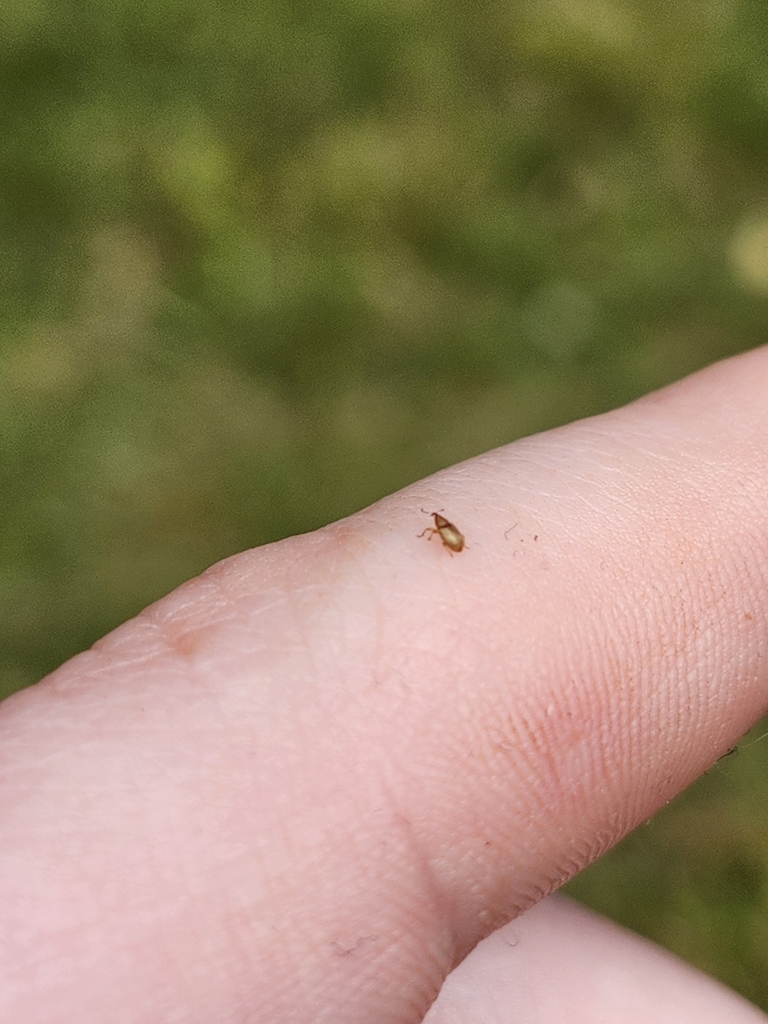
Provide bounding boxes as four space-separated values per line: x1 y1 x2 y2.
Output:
2 348 768 1022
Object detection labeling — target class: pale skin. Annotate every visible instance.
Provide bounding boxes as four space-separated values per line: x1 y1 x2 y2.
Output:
3 349 768 1023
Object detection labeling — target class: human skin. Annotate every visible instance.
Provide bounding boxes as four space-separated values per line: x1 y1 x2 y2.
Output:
3 348 768 1023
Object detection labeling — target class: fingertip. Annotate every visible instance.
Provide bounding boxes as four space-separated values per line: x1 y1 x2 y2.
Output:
425 895 768 1024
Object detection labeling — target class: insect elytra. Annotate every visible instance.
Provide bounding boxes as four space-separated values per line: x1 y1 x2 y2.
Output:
418 510 465 553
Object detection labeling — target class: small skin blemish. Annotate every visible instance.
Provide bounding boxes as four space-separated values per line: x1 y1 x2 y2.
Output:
418 510 465 553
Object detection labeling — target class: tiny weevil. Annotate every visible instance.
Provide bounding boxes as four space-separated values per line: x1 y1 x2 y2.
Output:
418 510 465 553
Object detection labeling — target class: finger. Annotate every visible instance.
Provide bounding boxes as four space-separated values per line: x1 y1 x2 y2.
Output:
423 894 768 1023
2 347 768 1023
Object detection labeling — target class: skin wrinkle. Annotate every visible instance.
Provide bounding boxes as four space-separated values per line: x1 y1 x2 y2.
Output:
416 710 567 931
501 479 737 823
306 818 449 1024
240 577 460 1015
526 610 632 808
509 722 624 872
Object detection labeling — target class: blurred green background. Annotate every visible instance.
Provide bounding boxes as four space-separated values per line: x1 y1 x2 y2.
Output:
3 0 768 1008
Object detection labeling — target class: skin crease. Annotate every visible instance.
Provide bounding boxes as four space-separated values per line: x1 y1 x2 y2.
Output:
2 350 768 1022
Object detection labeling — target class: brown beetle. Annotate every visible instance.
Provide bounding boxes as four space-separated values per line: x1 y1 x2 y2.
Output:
418 510 465 553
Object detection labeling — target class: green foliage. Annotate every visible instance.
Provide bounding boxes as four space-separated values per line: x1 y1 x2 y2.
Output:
2 0 768 1005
